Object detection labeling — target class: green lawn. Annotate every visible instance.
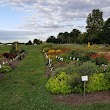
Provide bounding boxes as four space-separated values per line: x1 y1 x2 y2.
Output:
0 45 11 53
0 45 110 110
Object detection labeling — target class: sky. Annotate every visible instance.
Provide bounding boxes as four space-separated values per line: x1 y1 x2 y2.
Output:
0 0 110 43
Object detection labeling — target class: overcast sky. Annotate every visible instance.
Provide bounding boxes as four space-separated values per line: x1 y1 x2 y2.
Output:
0 0 110 43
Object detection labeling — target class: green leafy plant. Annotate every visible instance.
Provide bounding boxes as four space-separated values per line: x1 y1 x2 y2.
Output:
69 50 82 58
0 65 12 73
86 73 109 93
68 74 83 93
45 72 72 94
78 61 98 76
104 72 110 89
95 55 108 65
54 64 78 75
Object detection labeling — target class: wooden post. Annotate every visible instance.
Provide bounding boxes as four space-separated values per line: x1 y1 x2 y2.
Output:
88 42 90 48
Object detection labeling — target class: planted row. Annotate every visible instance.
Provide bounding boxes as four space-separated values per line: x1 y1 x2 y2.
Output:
45 62 110 94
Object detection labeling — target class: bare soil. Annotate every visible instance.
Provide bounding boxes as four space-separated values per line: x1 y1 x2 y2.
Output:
53 91 110 105
45 65 110 106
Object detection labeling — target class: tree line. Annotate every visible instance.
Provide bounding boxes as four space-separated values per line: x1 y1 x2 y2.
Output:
46 9 110 44
25 39 42 45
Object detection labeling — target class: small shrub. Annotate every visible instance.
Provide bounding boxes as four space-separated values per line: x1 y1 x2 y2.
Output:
0 65 12 73
86 73 109 93
68 74 83 93
106 64 110 72
104 72 110 89
95 55 108 65
54 64 78 75
69 50 81 58
78 62 98 76
47 49 56 55
45 72 72 94
3 53 17 59
55 49 62 54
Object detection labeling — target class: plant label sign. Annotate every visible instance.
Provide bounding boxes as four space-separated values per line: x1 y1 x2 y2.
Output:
81 76 88 81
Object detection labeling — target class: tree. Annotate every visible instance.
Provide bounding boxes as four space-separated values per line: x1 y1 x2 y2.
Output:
100 18 110 44
33 39 42 45
86 9 104 44
25 40 32 45
63 32 70 43
57 32 64 43
70 29 81 43
46 36 57 43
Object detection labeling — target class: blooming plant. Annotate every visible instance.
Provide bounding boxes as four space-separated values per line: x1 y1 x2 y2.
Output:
46 49 62 55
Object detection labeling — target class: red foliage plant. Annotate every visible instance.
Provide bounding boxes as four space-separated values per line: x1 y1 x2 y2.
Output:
91 54 100 59
61 48 71 53
3 53 17 59
101 52 110 62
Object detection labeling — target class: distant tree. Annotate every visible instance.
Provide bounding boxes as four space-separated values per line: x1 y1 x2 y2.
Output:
86 9 104 44
0 42 2 45
33 39 42 45
46 36 57 43
57 32 64 43
76 32 88 44
25 40 32 45
63 32 70 43
70 29 81 43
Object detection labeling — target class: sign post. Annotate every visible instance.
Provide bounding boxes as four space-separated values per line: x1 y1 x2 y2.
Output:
81 75 88 97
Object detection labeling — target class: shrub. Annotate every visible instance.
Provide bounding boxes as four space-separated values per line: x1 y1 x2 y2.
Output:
69 50 81 58
10 43 17 53
104 72 110 89
3 53 17 59
0 65 12 73
95 55 108 65
55 49 62 54
45 72 72 94
68 74 83 93
106 64 110 72
78 62 98 76
54 64 78 75
86 73 109 93
47 49 56 55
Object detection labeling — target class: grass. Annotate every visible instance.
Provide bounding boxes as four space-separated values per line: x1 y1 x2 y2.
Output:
0 44 110 110
0 45 11 53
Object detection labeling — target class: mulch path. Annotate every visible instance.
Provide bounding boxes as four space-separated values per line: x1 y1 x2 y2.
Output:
53 91 110 105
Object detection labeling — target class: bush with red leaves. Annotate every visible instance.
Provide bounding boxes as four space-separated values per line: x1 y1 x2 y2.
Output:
2 53 17 59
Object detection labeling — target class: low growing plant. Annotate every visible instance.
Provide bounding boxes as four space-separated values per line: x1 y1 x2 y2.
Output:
0 65 12 73
95 55 108 65
78 61 98 76
86 73 109 93
54 64 78 75
45 72 72 94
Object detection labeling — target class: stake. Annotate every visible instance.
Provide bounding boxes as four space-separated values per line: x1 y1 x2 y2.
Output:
84 81 86 97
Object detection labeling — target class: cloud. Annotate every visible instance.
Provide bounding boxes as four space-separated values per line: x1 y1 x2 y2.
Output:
0 30 39 42
0 0 110 41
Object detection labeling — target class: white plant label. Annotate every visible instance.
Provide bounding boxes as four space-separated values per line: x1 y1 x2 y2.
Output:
82 76 88 81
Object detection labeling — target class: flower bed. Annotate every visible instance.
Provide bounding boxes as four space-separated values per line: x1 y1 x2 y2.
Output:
44 44 110 94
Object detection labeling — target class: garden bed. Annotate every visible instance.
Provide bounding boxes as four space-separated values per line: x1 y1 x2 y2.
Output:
54 91 110 105
0 60 20 80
